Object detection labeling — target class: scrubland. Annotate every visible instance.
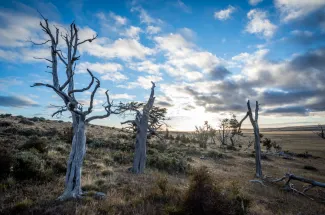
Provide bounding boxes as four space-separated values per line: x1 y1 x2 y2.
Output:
0 114 325 215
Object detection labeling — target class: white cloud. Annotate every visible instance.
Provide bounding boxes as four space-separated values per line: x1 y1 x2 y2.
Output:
109 12 127 25
245 9 277 39
248 0 263 6
0 10 41 48
128 60 162 75
154 33 223 81
131 7 162 25
79 37 154 60
121 26 142 40
275 0 325 22
214 5 236 20
291 30 313 37
118 75 163 89
146 26 161 34
177 0 191 13
111 93 136 100
76 62 127 81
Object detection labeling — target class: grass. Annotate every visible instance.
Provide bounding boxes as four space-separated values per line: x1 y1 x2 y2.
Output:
0 114 325 214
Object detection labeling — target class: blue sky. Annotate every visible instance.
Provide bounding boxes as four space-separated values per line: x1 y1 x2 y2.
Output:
0 0 325 131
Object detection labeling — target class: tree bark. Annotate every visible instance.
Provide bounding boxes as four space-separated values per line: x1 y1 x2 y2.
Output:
132 121 148 174
58 116 86 200
247 101 262 178
131 82 155 174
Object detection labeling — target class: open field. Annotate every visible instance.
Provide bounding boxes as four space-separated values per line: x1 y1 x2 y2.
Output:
0 114 325 215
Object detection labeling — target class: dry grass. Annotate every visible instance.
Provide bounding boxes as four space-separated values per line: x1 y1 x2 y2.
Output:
0 114 325 214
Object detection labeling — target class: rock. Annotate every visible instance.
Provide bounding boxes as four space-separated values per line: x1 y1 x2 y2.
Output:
94 192 106 200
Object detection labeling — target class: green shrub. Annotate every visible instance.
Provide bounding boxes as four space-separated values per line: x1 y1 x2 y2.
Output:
19 136 47 153
147 151 188 174
206 151 227 160
0 121 12 127
101 169 113 176
181 167 249 215
13 151 46 180
52 160 66 174
13 199 33 212
0 150 12 179
304 165 318 171
19 118 35 125
112 151 133 164
0 113 11 118
88 138 106 148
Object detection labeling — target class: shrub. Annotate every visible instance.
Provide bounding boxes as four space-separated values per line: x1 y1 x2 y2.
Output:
112 151 133 164
101 169 113 176
206 151 227 160
12 199 33 212
304 165 318 171
147 151 188 174
52 160 67 174
19 136 47 153
0 113 11 118
117 133 130 139
0 150 12 179
12 151 46 180
29 117 46 122
0 121 12 127
181 167 248 215
60 126 73 143
17 128 42 136
19 118 35 125
88 138 106 148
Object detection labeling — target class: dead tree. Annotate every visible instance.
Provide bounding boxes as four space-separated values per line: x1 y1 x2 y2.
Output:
270 173 325 201
216 118 231 146
119 82 163 174
31 17 117 200
239 100 262 178
195 121 211 148
33 71 117 200
30 15 97 135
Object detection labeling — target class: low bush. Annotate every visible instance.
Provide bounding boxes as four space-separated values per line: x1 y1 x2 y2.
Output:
12 151 46 180
0 150 12 179
147 151 188 174
0 113 12 118
206 150 227 160
180 167 249 215
303 165 318 171
87 138 107 148
12 199 33 212
29 117 46 122
19 136 47 153
112 151 133 164
19 118 35 125
0 121 12 127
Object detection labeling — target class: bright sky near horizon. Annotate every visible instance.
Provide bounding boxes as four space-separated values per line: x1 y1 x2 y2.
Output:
0 0 325 131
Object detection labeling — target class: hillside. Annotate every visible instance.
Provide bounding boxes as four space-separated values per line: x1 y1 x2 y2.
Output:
0 114 325 215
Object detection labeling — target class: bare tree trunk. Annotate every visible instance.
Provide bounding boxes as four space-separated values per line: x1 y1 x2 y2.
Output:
58 116 86 200
132 122 148 174
131 82 155 174
253 123 262 178
247 101 262 178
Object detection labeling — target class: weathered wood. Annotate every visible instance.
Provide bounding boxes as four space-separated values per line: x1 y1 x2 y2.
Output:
120 82 158 174
31 15 116 200
239 100 262 178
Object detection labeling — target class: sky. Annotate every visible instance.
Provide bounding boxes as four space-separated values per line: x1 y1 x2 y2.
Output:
0 0 325 131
